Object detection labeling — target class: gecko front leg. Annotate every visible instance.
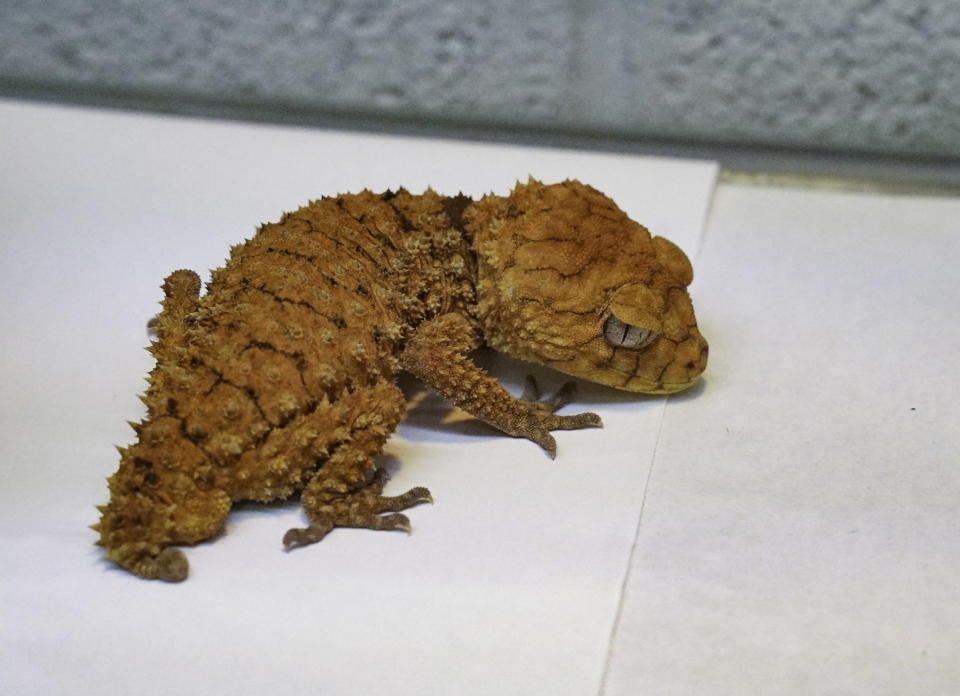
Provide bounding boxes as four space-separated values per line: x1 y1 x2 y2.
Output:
400 313 602 457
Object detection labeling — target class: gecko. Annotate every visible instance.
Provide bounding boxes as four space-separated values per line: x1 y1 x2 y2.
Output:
93 178 708 581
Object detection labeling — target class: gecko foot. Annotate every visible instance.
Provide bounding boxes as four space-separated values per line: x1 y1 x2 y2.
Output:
520 375 582 413
283 468 433 550
517 376 603 458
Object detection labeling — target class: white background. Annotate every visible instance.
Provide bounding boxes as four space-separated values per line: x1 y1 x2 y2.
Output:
4 98 958 695
604 183 960 695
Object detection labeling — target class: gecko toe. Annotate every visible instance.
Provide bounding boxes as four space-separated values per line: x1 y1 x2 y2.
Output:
338 512 412 533
544 411 603 431
156 547 189 582
371 486 434 513
536 431 558 458
283 522 334 550
380 513 412 534
543 381 578 412
520 375 541 402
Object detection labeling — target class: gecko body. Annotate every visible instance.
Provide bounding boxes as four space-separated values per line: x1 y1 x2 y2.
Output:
94 179 708 581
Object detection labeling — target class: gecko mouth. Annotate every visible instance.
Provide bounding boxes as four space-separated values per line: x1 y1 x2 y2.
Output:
656 341 709 393
614 338 708 394
620 373 701 395
614 375 694 394
649 379 699 394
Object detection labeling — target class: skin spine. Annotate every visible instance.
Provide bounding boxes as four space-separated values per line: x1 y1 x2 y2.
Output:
93 178 708 581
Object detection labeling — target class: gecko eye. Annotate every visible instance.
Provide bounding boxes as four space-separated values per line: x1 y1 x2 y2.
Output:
603 315 657 350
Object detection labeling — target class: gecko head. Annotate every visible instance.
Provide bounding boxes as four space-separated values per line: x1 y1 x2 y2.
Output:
595 266 709 393
470 179 708 394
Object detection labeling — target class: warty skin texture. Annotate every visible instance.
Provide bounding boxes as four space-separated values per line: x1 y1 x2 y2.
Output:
94 179 708 581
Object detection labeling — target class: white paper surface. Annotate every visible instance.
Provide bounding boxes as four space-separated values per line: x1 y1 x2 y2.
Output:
0 99 718 695
603 185 960 694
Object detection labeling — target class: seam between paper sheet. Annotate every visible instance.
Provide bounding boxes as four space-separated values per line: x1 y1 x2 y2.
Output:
695 164 721 265
596 171 717 694
596 399 669 696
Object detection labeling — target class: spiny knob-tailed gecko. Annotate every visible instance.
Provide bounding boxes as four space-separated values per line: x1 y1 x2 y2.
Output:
93 179 708 581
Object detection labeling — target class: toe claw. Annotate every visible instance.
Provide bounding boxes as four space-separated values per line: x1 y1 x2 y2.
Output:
381 513 412 533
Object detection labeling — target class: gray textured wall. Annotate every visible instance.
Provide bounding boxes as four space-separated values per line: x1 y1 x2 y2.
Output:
2 0 959 180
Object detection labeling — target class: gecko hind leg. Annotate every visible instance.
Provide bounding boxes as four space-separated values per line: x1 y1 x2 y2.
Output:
283 383 432 550
283 468 432 549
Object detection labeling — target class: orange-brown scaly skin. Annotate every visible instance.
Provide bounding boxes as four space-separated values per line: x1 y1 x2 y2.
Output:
94 180 707 581
467 179 708 393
